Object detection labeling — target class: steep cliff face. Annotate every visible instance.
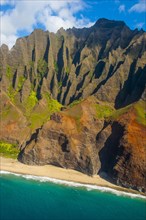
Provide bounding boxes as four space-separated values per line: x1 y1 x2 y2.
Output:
0 18 146 192
18 97 104 174
98 101 146 192
18 98 146 192
0 18 146 108
112 103 146 192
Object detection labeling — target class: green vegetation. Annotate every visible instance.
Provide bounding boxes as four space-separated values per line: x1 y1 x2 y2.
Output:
95 104 114 119
109 100 146 126
16 76 26 92
58 81 62 93
29 112 49 130
58 81 62 88
110 105 132 120
29 61 34 69
68 100 145 127
45 93 62 115
6 65 15 101
54 61 59 73
65 66 70 74
7 75 26 102
69 99 82 108
28 97 62 129
25 91 38 116
134 101 146 126
28 93 62 130
37 58 48 78
0 141 19 159
89 71 94 79
48 99 62 115
6 65 13 80
7 85 16 102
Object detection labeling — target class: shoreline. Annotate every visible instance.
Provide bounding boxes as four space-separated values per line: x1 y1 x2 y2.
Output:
0 157 145 199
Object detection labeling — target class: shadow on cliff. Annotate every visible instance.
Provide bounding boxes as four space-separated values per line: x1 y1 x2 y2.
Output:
115 62 146 109
18 128 40 164
97 122 124 184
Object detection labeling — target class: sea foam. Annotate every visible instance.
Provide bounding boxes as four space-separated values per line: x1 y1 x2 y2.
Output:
0 170 145 200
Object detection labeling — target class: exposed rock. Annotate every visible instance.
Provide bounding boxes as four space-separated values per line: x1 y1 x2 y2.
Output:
18 98 146 192
18 97 104 174
0 18 145 107
1 19 146 192
112 110 146 192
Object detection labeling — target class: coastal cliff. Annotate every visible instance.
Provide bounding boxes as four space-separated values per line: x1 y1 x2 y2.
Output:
0 19 146 192
18 98 146 192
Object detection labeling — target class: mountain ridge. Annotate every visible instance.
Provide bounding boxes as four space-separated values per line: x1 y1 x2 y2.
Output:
0 18 146 192
1 18 145 107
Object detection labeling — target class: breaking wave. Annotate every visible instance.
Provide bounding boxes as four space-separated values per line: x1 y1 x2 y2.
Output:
0 170 145 200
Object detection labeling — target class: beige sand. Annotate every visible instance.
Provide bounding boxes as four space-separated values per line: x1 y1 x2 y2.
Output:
0 157 144 196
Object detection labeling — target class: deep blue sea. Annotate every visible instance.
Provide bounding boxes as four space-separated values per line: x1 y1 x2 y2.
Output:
0 172 146 220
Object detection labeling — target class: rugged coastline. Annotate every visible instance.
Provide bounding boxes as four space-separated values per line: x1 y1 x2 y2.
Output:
0 19 146 194
0 157 146 199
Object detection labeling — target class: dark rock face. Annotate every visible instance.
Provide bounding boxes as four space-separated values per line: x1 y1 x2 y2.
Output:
1 19 146 192
18 97 103 175
18 97 146 192
112 114 146 193
98 122 125 175
0 19 145 107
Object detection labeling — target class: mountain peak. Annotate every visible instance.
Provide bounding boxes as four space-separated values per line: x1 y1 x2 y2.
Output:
94 18 126 28
0 44 9 51
0 18 146 193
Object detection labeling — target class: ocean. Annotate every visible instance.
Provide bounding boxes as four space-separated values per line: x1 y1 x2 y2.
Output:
0 172 146 220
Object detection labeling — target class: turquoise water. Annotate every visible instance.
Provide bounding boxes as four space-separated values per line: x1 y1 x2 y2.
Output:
0 173 146 220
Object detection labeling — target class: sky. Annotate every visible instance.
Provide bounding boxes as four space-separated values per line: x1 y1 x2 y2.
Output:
0 0 146 49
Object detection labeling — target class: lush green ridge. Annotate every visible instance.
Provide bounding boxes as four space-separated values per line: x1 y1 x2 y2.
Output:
134 101 146 126
109 104 132 121
0 141 19 159
0 94 63 159
28 94 62 130
95 104 114 119
95 100 146 126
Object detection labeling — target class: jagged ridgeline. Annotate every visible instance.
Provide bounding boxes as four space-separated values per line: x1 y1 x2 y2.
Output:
0 19 146 108
0 19 146 192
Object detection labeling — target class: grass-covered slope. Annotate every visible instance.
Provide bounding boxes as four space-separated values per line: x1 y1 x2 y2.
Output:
0 90 63 159
94 99 145 127
110 100 146 126
0 141 19 159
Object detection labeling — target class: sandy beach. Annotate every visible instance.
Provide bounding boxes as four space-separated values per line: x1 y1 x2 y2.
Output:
0 157 145 197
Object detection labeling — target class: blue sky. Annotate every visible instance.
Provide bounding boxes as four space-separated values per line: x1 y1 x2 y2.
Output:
0 0 146 48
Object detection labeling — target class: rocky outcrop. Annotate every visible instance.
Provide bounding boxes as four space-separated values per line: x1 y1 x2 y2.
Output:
18 97 104 174
98 103 146 192
18 97 146 192
111 109 146 192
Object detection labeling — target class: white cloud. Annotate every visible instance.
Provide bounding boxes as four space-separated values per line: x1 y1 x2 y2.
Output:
0 0 15 5
0 0 93 49
0 0 8 4
129 0 146 13
135 22 145 29
1 33 17 49
119 4 125 13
